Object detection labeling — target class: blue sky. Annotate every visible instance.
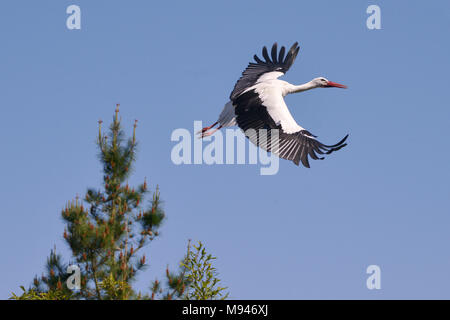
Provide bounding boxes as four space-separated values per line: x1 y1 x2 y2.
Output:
1 0 450 299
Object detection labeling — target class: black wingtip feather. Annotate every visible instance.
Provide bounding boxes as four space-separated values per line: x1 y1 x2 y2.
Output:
262 46 270 63
271 43 278 64
288 131 348 168
324 134 349 148
289 42 299 52
253 54 263 64
278 46 286 63
230 42 301 101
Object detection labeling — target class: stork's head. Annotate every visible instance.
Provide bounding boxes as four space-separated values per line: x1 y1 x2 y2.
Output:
313 77 347 89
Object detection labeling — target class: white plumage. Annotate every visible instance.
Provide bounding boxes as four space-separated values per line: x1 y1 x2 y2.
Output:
199 42 348 168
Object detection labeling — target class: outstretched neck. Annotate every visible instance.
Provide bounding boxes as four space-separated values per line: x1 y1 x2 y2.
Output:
285 81 317 94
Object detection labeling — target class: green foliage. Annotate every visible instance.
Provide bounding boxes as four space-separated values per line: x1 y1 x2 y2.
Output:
181 241 229 300
28 248 74 298
99 274 132 300
10 286 70 300
149 244 190 300
11 106 229 300
20 105 166 300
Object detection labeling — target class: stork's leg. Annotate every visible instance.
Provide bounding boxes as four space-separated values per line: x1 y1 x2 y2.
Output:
200 125 223 138
197 121 218 134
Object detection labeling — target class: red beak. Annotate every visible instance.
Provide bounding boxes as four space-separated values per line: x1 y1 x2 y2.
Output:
326 81 347 89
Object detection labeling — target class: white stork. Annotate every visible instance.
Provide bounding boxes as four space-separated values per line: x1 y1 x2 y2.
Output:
199 42 348 168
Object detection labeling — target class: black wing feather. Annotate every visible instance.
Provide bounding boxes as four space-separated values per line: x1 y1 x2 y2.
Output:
262 46 271 62
233 90 348 168
230 42 300 101
278 46 285 63
271 43 278 63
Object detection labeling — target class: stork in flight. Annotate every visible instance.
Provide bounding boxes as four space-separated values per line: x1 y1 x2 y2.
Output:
198 42 348 168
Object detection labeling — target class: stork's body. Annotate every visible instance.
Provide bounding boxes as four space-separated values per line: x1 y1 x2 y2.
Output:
199 42 348 168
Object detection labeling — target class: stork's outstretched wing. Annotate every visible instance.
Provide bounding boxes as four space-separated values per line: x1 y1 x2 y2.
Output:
230 42 300 101
234 89 348 168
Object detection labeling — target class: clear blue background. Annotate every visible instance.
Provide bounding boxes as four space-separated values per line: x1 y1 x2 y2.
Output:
1 0 449 299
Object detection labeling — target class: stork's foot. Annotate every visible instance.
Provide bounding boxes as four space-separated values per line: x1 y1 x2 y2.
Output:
196 121 218 134
197 125 223 139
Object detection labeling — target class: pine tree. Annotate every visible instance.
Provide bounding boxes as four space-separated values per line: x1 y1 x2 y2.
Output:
181 240 228 300
11 105 227 300
32 105 169 299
